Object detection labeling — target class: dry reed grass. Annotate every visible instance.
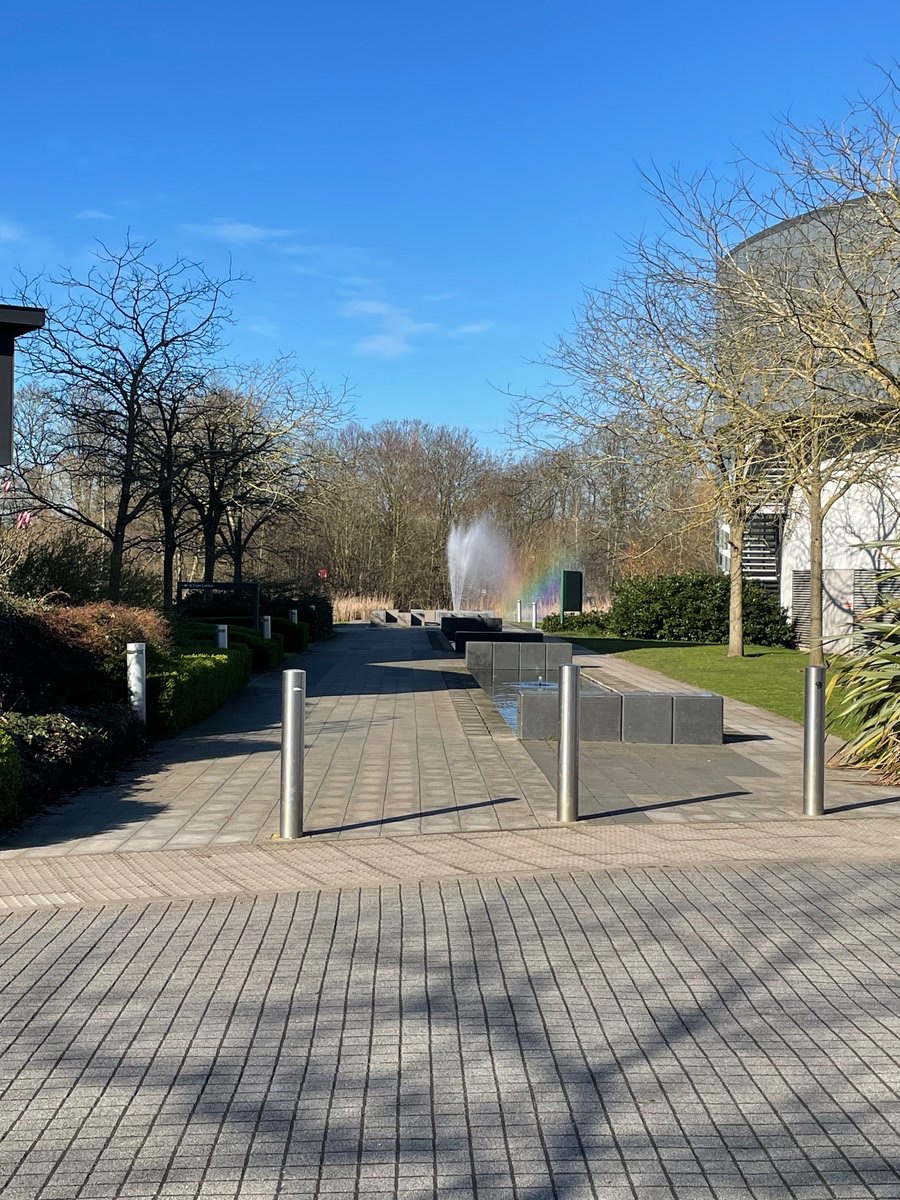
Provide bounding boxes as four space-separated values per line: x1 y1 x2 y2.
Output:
332 593 397 622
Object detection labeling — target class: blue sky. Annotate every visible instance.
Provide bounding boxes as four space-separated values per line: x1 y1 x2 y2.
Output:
1 2 897 445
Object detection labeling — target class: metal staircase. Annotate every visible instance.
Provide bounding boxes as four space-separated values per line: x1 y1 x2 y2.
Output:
743 513 783 598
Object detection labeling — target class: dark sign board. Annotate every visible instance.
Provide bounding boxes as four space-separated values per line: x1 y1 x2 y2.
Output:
0 305 46 467
560 569 583 614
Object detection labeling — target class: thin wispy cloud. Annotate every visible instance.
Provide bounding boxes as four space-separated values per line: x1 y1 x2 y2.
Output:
339 297 493 358
246 319 279 337
181 219 296 245
282 243 374 274
0 219 25 244
421 290 460 303
340 298 437 359
451 320 494 336
75 209 112 220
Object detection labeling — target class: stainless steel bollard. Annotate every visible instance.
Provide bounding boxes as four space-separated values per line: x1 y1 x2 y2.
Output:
803 665 826 817
531 601 538 630
216 624 228 650
280 668 306 838
516 600 523 623
557 663 580 823
262 615 272 640
289 608 298 625
126 642 147 723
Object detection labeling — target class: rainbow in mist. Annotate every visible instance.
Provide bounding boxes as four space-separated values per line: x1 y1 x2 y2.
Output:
447 517 577 619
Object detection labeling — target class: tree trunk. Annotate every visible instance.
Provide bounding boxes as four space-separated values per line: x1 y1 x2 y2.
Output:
807 484 825 666
727 520 745 658
202 520 218 584
232 514 244 584
108 530 125 602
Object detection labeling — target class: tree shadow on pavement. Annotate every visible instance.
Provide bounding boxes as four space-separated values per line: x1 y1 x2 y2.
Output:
2 860 900 1197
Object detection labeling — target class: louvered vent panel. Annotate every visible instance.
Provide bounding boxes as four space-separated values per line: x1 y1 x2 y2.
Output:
791 570 811 648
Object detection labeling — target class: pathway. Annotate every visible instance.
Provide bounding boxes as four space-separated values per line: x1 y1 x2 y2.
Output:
2 626 899 868
3 856 900 1199
3 629 900 1198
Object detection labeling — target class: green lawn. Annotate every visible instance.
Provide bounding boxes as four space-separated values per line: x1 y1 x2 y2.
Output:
557 636 851 733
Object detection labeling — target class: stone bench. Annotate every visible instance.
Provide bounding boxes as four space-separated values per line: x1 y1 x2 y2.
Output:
440 614 502 642
464 637 571 677
516 686 723 744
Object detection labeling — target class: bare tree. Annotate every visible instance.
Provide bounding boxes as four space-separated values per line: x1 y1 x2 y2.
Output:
180 362 348 586
12 236 235 600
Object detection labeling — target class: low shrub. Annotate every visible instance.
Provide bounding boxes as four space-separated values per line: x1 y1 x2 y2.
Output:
41 603 172 657
148 645 252 736
0 596 174 713
541 610 611 634
605 572 795 647
272 616 309 652
0 595 112 713
179 589 333 640
1 705 145 813
0 729 22 824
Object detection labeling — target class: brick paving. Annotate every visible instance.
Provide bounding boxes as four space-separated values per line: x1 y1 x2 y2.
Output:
3 629 900 1197
2 860 900 1199
2 625 899 864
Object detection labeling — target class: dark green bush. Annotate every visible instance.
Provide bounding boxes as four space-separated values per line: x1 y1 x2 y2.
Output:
605 572 795 646
1 705 145 814
180 590 333 640
272 617 309 652
8 534 158 606
0 729 22 825
541 610 611 634
148 645 252 736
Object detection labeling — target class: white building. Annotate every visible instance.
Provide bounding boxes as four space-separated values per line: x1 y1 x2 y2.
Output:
718 469 900 652
718 201 900 651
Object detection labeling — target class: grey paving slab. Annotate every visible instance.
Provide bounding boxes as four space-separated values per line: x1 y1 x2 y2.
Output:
2 860 900 1198
3 627 900 871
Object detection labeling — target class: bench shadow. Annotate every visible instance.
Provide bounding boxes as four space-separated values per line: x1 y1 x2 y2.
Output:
826 793 900 814
579 789 752 820
306 796 519 836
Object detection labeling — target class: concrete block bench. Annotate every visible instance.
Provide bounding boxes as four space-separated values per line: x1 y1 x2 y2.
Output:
517 685 723 744
464 637 571 677
440 614 502 642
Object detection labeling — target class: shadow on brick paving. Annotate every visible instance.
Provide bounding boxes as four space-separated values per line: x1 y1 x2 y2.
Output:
1 860 899 1198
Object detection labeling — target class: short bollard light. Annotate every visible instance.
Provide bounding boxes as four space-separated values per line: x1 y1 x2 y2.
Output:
126 642 147 724
557 663 580 823
280 668 306 839
216 624 228 650
531 601 538 630
262 615 272 640
289 608 298 625
803 664 826 817
516 599 523 623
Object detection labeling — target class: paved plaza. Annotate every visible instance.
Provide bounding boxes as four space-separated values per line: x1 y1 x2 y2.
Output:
3 861 900 1199
2 625 900 1198
1 625 899 862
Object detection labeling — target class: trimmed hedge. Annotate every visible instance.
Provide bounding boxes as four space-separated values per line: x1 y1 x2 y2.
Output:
541 611 610 634
179 590 333 640
0 729 22 825
607 572 795 646
148 645 252 736
543 572 795 647
0 705 145 816
174 619 284 671
187 613 308 654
